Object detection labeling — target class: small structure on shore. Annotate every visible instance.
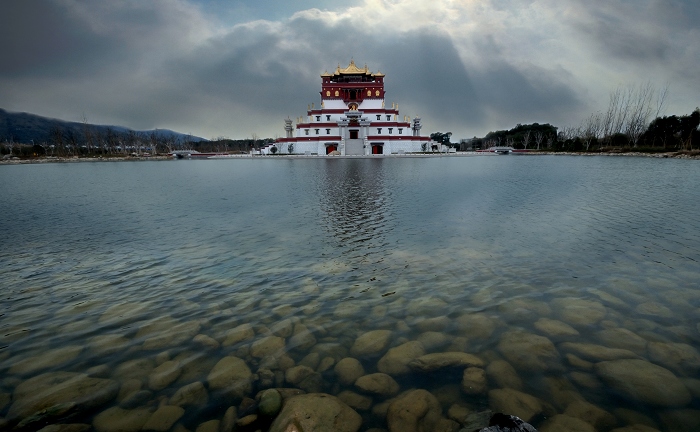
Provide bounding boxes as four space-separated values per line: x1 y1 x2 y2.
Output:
273 60 433 155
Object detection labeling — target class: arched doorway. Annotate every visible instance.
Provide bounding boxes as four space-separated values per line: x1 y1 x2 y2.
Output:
326 144 338 154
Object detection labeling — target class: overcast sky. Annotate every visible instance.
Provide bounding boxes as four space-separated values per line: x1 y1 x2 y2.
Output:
1 0 698 140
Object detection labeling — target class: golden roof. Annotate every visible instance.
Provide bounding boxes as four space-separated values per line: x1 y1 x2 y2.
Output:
321 60 384 77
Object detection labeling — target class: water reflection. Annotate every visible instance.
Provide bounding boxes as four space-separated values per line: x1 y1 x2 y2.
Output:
318 159 393 265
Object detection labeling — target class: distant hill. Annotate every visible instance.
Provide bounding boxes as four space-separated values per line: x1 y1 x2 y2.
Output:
0 108 207 145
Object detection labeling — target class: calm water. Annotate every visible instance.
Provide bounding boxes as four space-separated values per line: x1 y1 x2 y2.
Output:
1 156 699 431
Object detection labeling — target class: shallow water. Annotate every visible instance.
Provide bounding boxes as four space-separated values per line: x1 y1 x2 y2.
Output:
1 156 700 431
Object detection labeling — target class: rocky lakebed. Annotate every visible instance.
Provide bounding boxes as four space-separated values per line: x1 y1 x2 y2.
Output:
1 286 700 432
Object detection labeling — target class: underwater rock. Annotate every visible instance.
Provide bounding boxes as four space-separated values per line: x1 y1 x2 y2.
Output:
635 302 673 319
207 356 253 399
551 298 606 327
269 393 362 432
533 318 579 339
148 360 181 391
92 406 153 432
647 342 700 375
559 342 639 362
350 330 392 357
485 360 523 391
377 341 425 375
497 331 560 372
258 389 282 416
416 332 451 352
408 352 484 372
288 323 317 351
8 346 83 376
462 367 488 395
141 405 184 431
251 335 286 358
192 334 220 350
8 372 119 422
169 381 208 407
488 389 542 423
337 390 372 411
594 359 691 406
596 328 648 355
564 399 617 430
354 373 400 397
455 313 497 340
386 389 458 432
538 414 594 432
335 357 366 385
222 323 255 347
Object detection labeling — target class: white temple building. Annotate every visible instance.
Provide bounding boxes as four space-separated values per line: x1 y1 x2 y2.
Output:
273 60 433 156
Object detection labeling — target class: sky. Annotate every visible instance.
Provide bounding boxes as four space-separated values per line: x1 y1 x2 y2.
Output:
0 0 698 140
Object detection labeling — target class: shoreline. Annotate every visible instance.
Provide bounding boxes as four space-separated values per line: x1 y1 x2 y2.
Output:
1 151 699 165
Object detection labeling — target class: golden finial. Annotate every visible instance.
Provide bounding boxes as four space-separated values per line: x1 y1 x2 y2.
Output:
307 104 310 110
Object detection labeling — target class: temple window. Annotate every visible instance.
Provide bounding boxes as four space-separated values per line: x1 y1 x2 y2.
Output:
315 129 319 135
305 129 309 135
326 129 331 134
377 128 382 134
399 129 403 134
389 128 393 134
316 116 320 121
326 115 331 121
350 130 359 139
376 115 381 120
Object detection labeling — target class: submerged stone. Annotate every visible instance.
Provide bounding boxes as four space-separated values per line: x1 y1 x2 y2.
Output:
594 359 691 406
258 389 282 416
408 352 484 372
596 328 648 354
8 372 119 422
559 342 639 362
377 341 425 375
534 318 580 339
222 323 255 347
485 360 523 391
335 357 365 385
269 393 362 432
250 336 286 358
207 356 253 399
462 367 487 395
141 405 184 431
539 414 595 432
551 298 606 327
647 342 700 375
354 373 400 397
488 389 542 423
497 331 560 372
92 406 153 432
386 389 457 432
8 346 83 376
350 330 392 357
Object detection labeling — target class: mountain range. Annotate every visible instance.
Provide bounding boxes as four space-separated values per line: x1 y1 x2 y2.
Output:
0 108 206 145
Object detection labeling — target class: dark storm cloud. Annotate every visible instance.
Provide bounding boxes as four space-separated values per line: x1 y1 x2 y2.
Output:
0 0 696 139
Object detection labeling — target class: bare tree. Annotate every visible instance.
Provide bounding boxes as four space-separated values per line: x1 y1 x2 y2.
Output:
534 131 544 150
522 130 531 150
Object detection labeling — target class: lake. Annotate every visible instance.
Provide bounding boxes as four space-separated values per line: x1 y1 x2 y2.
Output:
1 155 699 431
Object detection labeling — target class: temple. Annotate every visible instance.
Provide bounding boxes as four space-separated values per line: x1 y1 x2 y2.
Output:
273 60 433 155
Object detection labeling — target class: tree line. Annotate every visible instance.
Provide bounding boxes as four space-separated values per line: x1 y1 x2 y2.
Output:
0 125 275 158
447 83 699 153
